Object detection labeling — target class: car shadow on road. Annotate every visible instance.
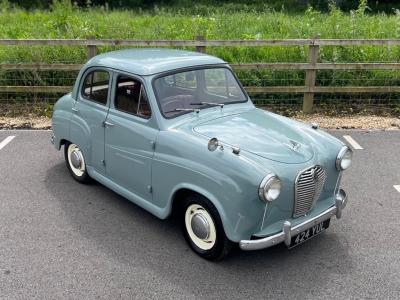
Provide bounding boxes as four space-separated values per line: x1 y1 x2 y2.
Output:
45 162 353 297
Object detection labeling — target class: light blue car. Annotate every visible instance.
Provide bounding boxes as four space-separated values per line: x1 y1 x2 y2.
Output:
52 49 351 260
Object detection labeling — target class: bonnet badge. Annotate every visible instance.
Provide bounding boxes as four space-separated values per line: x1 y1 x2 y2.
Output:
289 140 301 152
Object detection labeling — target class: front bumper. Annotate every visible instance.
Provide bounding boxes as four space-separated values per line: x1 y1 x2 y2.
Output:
239 189 347 251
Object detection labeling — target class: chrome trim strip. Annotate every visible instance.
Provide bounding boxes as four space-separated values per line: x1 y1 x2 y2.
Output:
239 189 347 251
334 171 342 196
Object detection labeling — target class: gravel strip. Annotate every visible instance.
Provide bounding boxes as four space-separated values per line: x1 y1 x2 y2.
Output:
0 116 51 130
294 113 400 130
1 114 399 130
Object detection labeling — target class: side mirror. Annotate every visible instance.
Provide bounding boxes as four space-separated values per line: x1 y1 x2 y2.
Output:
208 137 223 151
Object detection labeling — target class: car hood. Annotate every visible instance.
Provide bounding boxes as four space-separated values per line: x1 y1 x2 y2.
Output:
193 109 315 164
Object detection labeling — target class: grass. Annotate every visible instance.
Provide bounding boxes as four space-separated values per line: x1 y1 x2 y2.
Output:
0 0 400 116
1 1 400 62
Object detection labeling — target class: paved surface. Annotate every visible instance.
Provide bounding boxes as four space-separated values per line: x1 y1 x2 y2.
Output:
0 130 399 299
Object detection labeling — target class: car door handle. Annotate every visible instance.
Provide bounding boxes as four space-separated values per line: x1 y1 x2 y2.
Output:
103 121 115 127
71 107 79 112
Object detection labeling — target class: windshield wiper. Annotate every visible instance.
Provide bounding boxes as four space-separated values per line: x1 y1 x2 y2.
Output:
191 102 224 108
164 108 201 114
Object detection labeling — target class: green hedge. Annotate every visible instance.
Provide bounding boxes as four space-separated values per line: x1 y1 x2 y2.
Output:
1 0 400 115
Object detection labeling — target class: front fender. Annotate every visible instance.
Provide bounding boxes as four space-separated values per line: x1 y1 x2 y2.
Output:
167 183 228 222
152 131 268 242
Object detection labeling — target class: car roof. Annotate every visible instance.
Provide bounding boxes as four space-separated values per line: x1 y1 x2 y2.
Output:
86 48 227 76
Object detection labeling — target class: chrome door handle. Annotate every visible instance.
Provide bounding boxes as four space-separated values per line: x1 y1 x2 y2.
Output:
103 121 115 127
71 107 79 112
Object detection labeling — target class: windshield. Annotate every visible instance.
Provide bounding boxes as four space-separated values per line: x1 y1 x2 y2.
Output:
153 67 247 118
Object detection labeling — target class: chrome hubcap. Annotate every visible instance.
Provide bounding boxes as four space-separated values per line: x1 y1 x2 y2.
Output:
191 213 210 240
70 150 82 169
185 204 217 250
67 144 85 177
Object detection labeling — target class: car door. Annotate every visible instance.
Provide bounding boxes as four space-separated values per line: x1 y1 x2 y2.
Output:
104 73 158 202
70 68 111 175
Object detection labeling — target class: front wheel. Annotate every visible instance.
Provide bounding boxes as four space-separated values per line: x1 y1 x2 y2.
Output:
64 142 90 183
181 195 233 261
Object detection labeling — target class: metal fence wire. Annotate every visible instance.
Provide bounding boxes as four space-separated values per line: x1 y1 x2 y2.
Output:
0 38 400 117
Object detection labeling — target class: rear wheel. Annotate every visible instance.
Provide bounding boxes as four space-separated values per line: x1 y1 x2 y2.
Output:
181 194 233 261
64 142 90 183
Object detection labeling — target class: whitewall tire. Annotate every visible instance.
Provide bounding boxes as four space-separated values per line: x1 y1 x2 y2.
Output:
185 204 217 251
64 142 90 183
181 195 233 260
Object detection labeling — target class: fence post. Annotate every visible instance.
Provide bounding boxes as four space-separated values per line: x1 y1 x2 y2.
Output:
303 38 319 113
87 36 97 59
195 35 206 53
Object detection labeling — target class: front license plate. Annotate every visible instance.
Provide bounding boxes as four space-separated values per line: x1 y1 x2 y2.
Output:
289 219 330 248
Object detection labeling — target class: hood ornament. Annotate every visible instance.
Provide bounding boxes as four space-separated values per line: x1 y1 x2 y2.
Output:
289 140 301 152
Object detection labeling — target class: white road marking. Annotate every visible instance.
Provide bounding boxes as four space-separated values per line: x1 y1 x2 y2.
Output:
0 136 15 150
343 135 363 150
394 185 400 193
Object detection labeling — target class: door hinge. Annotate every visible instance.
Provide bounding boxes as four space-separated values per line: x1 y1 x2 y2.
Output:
150 140 156 150
102 159 106 166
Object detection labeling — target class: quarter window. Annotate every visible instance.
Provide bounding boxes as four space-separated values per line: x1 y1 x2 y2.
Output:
81 70 110 105
115 76 151 118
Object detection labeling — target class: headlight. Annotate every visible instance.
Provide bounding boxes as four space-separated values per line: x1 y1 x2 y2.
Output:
259 174 281 202
336 146 353 171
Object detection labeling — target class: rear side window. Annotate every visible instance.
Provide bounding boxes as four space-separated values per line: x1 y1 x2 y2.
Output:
81 70 110 105
114 76 151 119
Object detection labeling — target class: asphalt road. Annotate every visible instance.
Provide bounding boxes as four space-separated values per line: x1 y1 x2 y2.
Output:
0 130 399 299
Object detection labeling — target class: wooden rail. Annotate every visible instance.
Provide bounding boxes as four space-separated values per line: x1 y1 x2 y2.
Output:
1 38 400 112
2 85 400 94
2 62 400 71
1 38 400 46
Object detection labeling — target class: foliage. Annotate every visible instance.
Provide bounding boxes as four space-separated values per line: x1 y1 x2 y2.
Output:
3 0 400 13
0 0 400 116
0 0 400 62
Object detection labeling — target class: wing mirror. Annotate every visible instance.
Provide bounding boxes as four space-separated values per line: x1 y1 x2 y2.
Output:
208 137 224 151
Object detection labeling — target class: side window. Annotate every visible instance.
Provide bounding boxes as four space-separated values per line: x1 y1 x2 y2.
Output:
81 70 110 105
114 76 151 119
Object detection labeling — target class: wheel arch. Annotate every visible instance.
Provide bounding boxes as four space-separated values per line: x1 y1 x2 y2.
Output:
53 137 69 150
60 138 69 147
168 184 230 238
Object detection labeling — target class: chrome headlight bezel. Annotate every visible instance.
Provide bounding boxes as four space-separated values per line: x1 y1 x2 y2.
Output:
258 174 282 203
336 146 353 171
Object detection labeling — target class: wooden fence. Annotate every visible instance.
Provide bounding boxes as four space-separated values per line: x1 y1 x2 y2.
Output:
1 37 400 113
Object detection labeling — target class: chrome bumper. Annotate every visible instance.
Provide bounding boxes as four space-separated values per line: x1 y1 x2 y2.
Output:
239 189 347 251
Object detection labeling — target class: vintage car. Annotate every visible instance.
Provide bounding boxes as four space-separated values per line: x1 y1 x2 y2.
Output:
51 49 351 260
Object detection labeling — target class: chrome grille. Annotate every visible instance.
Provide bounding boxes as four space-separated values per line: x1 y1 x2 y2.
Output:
294 165 327 217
